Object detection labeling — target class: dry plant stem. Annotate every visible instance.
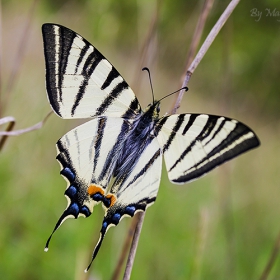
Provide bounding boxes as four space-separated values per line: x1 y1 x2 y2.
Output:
0 111 52 151
132 1 159 91
122 3 213 274
259 230 280 280
122 1 241 278
184 0 215 72
112 5 160 280
123 212 145 280
0 116 15 151
0 111 52 137
173 0 240 114
171 0 214 114
3 0 38 110
111 216 139 280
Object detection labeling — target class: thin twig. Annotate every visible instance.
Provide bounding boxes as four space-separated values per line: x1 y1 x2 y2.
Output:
184 0 215 72
173 0 240 114
112 4 160 280
2 0 38 111
111 217 138 280
121 1 240 279
123 212 145 280
171 0 214 114
259 230 280 280
0 111 52 138
132 1 159 92
0 116 15 151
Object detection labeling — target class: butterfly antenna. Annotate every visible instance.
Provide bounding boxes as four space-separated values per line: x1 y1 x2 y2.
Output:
158 86 188 103
142 67 155 104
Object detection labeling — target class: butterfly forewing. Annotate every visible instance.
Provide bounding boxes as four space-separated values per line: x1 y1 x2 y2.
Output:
42 24 141 119
157 114 260 183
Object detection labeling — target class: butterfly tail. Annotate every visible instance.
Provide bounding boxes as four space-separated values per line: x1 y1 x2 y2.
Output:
84 220 112 272
44 203 83 251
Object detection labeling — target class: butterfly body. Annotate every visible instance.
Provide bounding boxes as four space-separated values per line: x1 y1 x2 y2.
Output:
42 23 260 271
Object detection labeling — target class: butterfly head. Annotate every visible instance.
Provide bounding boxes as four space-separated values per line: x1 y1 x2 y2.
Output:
144 101 161 120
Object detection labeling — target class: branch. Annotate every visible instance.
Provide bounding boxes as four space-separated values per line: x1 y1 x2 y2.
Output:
0 112 52 136
0 112 52 151
122 0 240 279
123 212 145 280
184 0 215 72
0 116 15 151
111 5 160 280
2 0 38 111
172 0 240 114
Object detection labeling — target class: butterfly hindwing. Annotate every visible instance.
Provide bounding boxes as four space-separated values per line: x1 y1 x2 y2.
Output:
42 23 141 119
85 136 163 270
45 117 130 250
156 114 260 183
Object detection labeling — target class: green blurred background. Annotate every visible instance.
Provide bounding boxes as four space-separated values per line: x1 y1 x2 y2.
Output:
0 0 279 279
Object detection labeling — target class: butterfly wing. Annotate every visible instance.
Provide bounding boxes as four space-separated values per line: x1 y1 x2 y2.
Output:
156 114 260 184
45 117 131 250
85 136 162 271
42 23 141 119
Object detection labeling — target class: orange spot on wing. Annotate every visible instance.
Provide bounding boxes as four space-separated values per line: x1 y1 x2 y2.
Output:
87 184 105 196
105 194 117 207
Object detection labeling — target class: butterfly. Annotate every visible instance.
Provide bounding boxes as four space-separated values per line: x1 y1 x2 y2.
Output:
42 23 260 271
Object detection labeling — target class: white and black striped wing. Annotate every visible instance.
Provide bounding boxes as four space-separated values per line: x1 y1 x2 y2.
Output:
85 137 162 271
156 114 260 184
42 24 141 119
45 117 130 250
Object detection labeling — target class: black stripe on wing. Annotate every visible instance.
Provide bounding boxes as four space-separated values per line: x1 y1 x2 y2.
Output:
92 118 107 171
71 48 104 116
97 120 130 182
42 24 76 116
163 114 185 152
95 81 129 117
169 116 220 168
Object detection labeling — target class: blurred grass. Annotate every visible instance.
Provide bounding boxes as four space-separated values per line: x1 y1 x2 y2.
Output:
1 0 280 279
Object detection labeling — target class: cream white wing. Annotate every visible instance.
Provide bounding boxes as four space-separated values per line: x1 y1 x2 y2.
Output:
156 114 260 184
45 116 129 251
42 24 141 119
85 136 162 271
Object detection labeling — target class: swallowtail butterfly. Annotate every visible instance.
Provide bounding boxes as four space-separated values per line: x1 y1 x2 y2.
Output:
42 23 260 271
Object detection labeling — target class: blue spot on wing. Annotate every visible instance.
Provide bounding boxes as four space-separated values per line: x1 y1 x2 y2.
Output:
101 221 108 233
112 213 121 224
80 206 91 217
61 167 75 182
92 193 103 202
125 206 136 216
103 197 111 208
65 185 77 198
68 203 79 217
